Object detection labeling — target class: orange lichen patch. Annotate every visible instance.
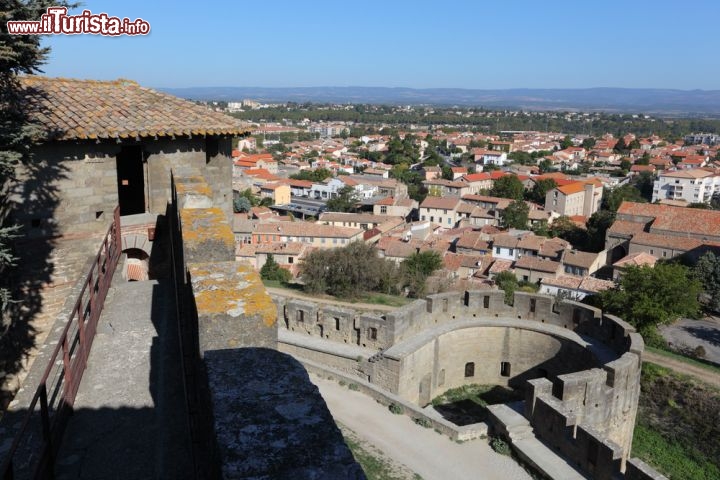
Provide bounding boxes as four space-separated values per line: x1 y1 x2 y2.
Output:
175 175 214 198
180 207 234 247
189 262 276 327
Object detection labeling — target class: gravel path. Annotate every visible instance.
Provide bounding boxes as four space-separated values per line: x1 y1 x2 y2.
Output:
660 317 720 364
312 375 532 480
643 351 720 388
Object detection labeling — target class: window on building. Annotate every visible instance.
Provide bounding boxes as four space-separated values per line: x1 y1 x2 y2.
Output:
447 218 452 225
495 247 501 254
334 318 341 330
501 362 511 377
380 205 387 214
296 310 305 322
530 298 536 313
464 362 475 378
368 327 377 340
288 257 294 264
509 248 514 256
483 296 490 308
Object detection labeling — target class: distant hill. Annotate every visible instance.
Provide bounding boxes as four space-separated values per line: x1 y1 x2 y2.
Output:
160 86 720 115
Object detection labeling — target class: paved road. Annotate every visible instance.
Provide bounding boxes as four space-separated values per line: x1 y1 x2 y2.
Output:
660 317 720 364
312 375 532 480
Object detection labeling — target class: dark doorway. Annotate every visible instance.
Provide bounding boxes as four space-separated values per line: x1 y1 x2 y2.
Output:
116 146 145 216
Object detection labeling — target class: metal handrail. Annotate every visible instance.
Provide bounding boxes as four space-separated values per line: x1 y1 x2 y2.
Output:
1 206 121 480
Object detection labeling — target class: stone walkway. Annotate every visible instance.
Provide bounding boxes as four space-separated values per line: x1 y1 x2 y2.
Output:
54 279 193 479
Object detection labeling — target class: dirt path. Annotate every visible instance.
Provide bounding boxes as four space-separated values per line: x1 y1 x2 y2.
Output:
312 375 532 480
266 287 399 312
643 351 720 388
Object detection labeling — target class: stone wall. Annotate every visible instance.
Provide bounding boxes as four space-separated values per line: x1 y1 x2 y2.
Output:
13 136 233 238
273 289 657 480
174 172 362 478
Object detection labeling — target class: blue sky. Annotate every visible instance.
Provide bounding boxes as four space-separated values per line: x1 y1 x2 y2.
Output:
40 0 720 90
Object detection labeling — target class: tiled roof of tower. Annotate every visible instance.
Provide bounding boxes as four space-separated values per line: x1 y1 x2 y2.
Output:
21 76 252 141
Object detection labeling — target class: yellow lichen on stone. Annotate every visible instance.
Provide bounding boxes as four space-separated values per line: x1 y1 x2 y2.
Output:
189 262 276 328
174 175 214 198
180 207 234 247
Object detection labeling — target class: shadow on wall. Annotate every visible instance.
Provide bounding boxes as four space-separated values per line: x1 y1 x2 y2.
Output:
202 347 365 479
1 90 69 408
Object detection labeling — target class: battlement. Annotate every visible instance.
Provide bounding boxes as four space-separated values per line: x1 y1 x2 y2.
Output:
274 288 657 480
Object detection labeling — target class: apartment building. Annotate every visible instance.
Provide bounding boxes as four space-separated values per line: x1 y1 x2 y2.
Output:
651 169 720 204
545 179 603 217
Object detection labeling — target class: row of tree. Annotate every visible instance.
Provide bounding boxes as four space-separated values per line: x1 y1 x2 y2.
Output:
296 242 442 299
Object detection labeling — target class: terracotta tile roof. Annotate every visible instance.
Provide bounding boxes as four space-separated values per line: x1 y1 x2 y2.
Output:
607 219 646 236
557 182 587 195
489 259 514 274
375 196 395 206
631 232 705 251
491 233 521 249
21 76 251 141
515 256 562 273
613 252 658 268
420 196 462 210
538 237 570 258
541 275 582 289
457 231 491 251
578 277 615 293
243 169 280 181
618 201 720 238
462 173 492 182
562 250 599 269
251 222 362 238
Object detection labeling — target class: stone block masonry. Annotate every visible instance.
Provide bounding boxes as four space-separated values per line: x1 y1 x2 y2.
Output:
174 171 362 478
274 289 664 480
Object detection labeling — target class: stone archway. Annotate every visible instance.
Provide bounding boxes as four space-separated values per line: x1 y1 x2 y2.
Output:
121 233 152 282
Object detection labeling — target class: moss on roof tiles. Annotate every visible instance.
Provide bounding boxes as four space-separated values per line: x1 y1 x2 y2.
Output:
20 76 252 141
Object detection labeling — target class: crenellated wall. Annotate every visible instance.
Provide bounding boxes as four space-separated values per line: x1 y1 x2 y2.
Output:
274 289 661 480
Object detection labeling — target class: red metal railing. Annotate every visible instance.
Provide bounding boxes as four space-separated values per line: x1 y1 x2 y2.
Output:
1 206 121 480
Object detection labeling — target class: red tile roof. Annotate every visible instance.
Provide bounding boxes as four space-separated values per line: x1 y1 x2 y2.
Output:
21 76 250 141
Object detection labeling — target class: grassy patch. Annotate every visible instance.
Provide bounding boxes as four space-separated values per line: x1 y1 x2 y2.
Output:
430 384 523 425
645 345 720 375
356 292 412 307
633 362 720 479
632 424 719 480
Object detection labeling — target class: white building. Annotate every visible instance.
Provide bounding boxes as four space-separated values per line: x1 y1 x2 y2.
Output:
651 169 720 204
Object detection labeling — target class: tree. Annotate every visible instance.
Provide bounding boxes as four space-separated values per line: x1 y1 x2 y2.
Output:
634 171 654 201
526 178 557 204
494 271 518 305
1 0 74 313
299 242 398 298
500 200 530 229
402 250 443 298
538 158 555 174
260 254 291 283
490 175 524 200
585 210 615 252
693 252 720 312
233 196 252 213
581 137 596 150
560 135 573 150
593 263 700 333
549 216 588 248
602 184 646 212
325 185 358 212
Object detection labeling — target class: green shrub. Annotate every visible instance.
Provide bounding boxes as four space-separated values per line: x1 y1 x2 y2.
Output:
490 437 511 456
348 383 359 391
413 417 431 428
388 403 403 415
